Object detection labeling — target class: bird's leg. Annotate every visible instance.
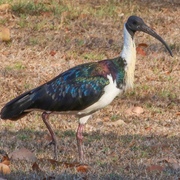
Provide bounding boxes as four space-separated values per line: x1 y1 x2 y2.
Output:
76 123 84 163
42 112 57 160
76 115 91 163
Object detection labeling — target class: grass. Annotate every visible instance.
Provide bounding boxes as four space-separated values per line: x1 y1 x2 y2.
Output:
0 0 180 179
82 52 105 60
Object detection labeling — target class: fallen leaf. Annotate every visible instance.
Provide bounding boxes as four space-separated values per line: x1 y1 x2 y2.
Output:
1 154 10 166
125 106 144 116
138 43 148 47
107 119 126 127
50 51 56 56
45 159 60 169
176 112 180 116
103 116 110 122
146 164 164 172
61 161 90 173
32 162 42 173
79 13 88 19
136 47 146 56
0 4 11 11
146 76 156 81
76 164 89 173
165 70 172 75
37 158 90 173
0 163 11 174
0 27 11 42
125 108 133 115
40 12 52 17
64 162 90 173
136 43 148 56
0 150 10 166
9 147 37 162
132 106 144 115
145 126 152 131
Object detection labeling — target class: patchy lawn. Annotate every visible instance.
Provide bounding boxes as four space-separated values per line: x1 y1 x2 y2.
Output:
0 0 179 179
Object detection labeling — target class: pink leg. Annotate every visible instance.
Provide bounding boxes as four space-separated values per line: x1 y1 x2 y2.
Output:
76 123 84 162
42 112 57 160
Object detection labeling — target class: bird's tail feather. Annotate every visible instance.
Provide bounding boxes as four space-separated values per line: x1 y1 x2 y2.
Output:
0 87 42 120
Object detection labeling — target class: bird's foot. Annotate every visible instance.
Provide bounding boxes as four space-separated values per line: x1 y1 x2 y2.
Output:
45 140 55 148
44 139 57 160
42 112 58 160
44 141 57 160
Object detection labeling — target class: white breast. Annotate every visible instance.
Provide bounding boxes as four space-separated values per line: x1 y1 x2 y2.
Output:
120 24 136 90
78 74 122 116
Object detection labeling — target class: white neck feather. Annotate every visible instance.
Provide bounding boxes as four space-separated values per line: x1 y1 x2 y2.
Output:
120 24 136 90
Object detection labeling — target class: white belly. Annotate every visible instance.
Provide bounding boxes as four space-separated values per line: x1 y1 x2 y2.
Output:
78 74 122 115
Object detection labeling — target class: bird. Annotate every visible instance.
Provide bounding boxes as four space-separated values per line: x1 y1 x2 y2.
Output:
0 16 173 163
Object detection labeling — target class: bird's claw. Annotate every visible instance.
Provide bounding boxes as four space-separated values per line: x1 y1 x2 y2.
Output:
44 140 58 160
45 140 55 148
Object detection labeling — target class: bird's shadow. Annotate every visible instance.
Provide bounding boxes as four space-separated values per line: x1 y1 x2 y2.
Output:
0 127 179 179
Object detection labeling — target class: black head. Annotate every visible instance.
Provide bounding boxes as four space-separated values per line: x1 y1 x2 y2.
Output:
126 16 173 56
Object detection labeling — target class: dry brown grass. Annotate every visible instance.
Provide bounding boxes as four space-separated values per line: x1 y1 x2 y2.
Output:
0 0 180 179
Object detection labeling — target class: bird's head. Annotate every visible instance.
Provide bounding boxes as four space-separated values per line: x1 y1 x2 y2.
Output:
125 16 173 56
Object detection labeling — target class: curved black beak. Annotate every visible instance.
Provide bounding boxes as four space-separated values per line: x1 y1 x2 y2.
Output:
138 24 173 57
